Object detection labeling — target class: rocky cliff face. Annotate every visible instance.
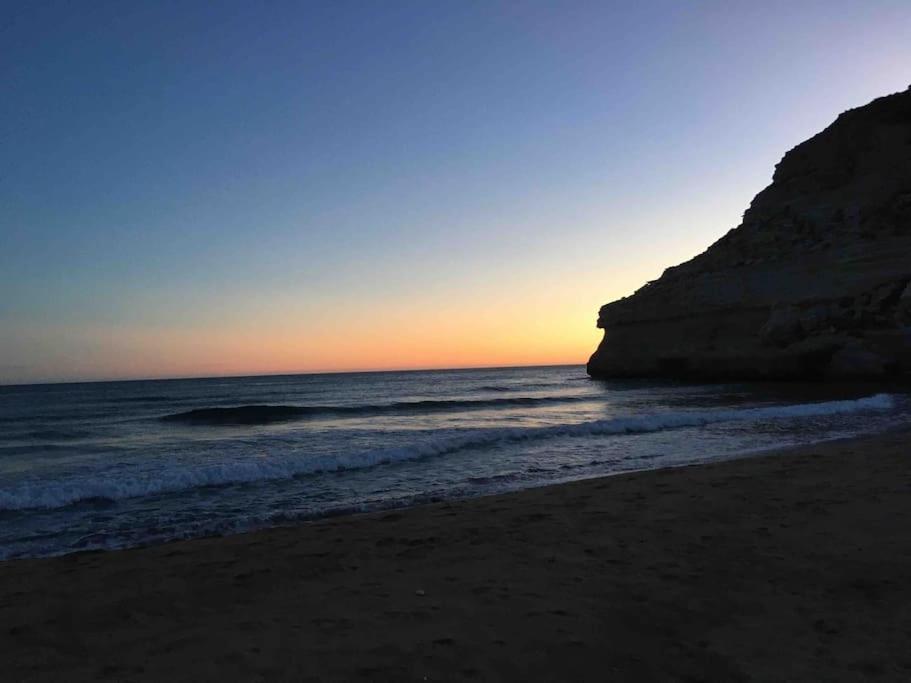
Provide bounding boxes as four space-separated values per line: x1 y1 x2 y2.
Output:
587 87 911 380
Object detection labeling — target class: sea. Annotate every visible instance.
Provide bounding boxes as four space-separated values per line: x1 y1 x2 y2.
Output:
0 365 907 560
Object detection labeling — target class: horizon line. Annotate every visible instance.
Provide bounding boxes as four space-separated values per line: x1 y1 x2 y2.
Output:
0 361 588 389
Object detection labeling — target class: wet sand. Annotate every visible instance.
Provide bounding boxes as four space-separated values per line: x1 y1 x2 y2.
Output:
1 429 910 681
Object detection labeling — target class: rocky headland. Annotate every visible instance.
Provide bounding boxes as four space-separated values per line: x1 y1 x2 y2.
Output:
588 86 911 380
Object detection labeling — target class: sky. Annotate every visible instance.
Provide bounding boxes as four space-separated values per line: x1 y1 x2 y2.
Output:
2 0 910 383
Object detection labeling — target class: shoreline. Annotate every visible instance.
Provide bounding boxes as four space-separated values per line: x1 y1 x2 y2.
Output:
2 427 910 680
7 421 901 563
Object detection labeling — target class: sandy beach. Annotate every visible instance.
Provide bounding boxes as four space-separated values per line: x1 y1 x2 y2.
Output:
1 429 910 681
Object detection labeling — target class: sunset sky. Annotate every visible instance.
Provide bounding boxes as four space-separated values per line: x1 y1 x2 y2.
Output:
2 1 910 383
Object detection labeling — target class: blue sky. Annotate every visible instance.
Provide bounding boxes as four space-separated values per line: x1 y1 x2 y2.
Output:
2 1 910 382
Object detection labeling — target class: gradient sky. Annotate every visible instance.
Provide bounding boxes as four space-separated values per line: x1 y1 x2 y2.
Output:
2 1 910 383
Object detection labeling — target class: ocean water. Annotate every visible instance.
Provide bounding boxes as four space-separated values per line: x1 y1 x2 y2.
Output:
0 365 907 560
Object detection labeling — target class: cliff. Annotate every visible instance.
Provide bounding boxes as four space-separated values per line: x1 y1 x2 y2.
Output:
587 86 911 380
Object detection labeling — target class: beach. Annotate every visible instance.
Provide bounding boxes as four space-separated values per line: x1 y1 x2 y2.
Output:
5 5 911 682
1 428 909 681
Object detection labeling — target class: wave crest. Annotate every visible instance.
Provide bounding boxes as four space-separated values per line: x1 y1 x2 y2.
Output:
161 395 590 424
1 393 895 511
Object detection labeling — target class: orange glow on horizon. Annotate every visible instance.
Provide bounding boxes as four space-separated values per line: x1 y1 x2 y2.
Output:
1 235 694 384
1 257 677 383
5 290 607 383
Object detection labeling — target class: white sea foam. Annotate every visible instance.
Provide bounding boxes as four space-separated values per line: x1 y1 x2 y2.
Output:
0 393 895 511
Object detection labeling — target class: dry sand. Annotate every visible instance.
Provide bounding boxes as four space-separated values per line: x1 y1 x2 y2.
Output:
1 429 910 681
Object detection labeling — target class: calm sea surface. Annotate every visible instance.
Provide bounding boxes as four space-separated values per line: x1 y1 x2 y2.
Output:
0 365 907 559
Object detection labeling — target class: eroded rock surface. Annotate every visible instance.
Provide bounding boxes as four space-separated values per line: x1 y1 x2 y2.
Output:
588 87 911 380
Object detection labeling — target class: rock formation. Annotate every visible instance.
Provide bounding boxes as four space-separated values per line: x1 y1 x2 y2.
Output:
588 86 911 380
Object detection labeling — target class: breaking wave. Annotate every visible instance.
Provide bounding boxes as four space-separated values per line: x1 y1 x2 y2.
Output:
161 395 592 424
0 393 894 512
